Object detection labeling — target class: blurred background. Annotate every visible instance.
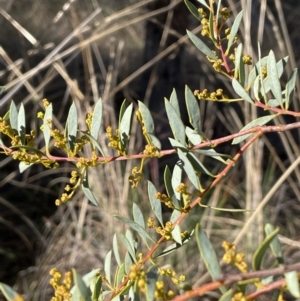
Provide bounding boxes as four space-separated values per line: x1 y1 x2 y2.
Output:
0 0 300 300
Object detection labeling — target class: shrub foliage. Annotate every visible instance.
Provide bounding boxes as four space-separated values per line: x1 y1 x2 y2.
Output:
0 0 300 300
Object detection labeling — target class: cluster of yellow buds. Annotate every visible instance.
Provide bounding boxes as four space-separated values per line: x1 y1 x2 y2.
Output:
159 268 186 286
144 143 160 158
76 151 98 168
154 192 174 209
175 183 191 209
194 88 229 101
222 241 247 273
154 280 175 300
129 166 143 188
220 7 231 21
231 291 246 301
55 170 81 206
200 16 209 37
85 112 93 130
49 268 72 301
106 126 121 152
148 220 174 240
129 264 147 293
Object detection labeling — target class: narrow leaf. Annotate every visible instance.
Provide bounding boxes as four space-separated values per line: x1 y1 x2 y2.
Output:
43 103 52 154
172 162 182 201
114 215 154 242
9 101 18 133
252 226 280 270
138 101 154 134
147 133 161 150
196 224 226 293
91 98 102 140
285 68 298 109
232 115 276 144
148 181 163 227
234 43 243 79
232 78 253 103
247 56 268 90
165 98 186 146
19 162 33 173
218 289 233 301
0 283 20 301
268 51 283 107
119 103 133 153
66 102 78 151
82 131 105 156
17 103 26 145
104 250 112 284
117 233 136 262
124 251 134 274
172 224 182 245
72 269 92 301
184 0 201 21
81 168 99 206
146 266 158 301
177 149 200 190
92 276 102 301
170 88 180 117
226 11 243 54
196 0 210 10
113 234 122 267
185 85 202 134
133 203 145 229
285 271 300 298
186 127 202 145
114 264 125 287
187 30 218 60
164 166 179 209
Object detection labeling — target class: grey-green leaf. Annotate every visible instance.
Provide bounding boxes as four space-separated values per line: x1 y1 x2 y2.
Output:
172 162 182 201
170 88 180 117
43 103 52 153
232 115 276 144
232 78 253 103
148 181 163 227
113 234 122 267
285 68 298 109
196 0 210 10
184 0 201 21
17 103 26 145
185 85 202 134
268 50 283 107
234 43 243 79
119 103 133 153
252 226 280 271
81 168 99 206
0 282 20 301
285 271 300 298
117 232 136 262
172 224 182 245
66 102 78 151
177 148 200 190
104 250 112 285
146 266 158 301
226 11 243 54
91 98 102 140
165 98 186 146
164 166 179 209
196 224 226 293
72 269 92 301
187 30 218 60
114 215 154 243
138 101 154 134
133 203 145 229
186 127 202 146
9 101 18 133
218 289 233 301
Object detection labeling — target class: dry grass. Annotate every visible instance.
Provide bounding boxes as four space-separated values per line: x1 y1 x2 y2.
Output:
0 0 300 300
